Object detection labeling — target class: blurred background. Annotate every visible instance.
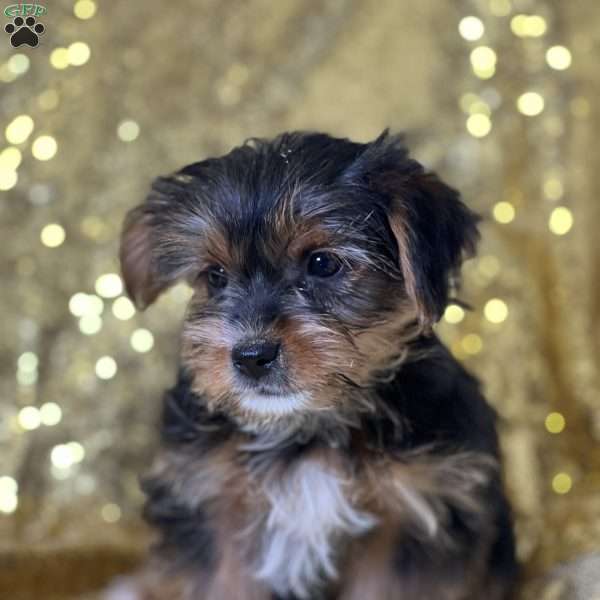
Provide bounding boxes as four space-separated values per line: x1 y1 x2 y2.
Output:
1 0 599 598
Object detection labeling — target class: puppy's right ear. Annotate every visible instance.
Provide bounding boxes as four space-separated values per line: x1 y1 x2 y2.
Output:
120 168 214 309
120 204 166 310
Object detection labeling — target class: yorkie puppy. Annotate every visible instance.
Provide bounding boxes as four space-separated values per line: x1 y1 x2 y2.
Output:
113 131 517 599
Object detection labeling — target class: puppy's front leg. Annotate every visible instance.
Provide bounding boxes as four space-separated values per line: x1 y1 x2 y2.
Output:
340 521 515 600
340 452 518 600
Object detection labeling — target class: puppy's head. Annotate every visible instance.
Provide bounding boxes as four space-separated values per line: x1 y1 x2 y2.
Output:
120 131 479 425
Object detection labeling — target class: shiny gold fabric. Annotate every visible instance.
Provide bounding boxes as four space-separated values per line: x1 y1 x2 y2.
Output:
1 1 598 597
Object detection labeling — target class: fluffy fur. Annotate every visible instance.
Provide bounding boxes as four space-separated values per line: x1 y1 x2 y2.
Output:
113 131 518 599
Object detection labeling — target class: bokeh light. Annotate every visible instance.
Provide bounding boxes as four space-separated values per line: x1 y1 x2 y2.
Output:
548 207 574 235
493 201 515 224
444 304 465 324
32 135 58 161
8 54 30 75
40 402 63 426
117 120 140 142
130 329 154 353
5 115 34 144
545 412 566 434
112 297 136 320
484 298 509 323
40 223 66 248
95 356 117 379
95 273 123 298
458 16 485 41
461 334 483 355
68 42 92 66
74 0 97 20
49 48 70 70
466 113 492 137
101 503 122 523
546 46 572 70
517 92 545 116
552 473 573 495
470 46 497 78
18 406 42 431
510 14 547 38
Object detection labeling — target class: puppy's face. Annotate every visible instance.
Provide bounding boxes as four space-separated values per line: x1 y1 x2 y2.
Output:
120 132 478 424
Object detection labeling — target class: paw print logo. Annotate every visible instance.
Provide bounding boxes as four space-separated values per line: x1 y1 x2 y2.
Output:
5 16 45 48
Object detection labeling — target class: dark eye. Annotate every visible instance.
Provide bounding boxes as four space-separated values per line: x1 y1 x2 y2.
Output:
206 265 228 290
307 252 342 278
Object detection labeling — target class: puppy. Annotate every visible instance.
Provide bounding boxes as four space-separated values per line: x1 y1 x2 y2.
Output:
114 131 518 600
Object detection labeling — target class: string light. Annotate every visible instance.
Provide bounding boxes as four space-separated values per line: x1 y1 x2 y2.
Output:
0 147 22 170
101 503 122 523
458 16 485 41
546 46 572 70
545 412 566 434
444 304 465 324
552 473 572 495
466 113 492 137
17 368 37 386
96 356 117 379
5 115 34 144
18 406 42 430
79 314 103 335
0 170 18 191
484 298 508 323
32 135 58 160
469 46 497 79
461 334 483 355
130 329 154 353
0 477 18 514
112 297 136 320
543 177 564 200
51 443 85 469
40 223 66 247
117 120 140 142
71 294 104 333
95 273 123 298
49 48 70 70
74 0 97 20
510 14 547 38
39 402 63 426
68 42 91 66
493 201 515 224
69 292 104 316
17 352 38 372
517 92 544 116
7 54 29 75
548 207 573 235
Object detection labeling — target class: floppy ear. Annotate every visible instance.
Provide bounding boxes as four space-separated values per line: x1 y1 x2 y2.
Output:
120 204 166 310
119 173 200 310
380 167 480 326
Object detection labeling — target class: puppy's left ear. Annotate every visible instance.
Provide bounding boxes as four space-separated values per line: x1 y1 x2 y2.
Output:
378 164 480 326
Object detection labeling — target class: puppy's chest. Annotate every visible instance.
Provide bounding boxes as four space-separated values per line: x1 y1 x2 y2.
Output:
248 457 377 598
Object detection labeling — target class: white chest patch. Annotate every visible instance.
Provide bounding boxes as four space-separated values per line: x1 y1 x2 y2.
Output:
254 460 377 599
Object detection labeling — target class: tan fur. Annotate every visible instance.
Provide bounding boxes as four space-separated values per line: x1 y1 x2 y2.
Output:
133 436 499 600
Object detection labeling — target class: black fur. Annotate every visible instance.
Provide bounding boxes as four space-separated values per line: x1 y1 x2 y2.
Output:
123 131 517 599
141 477 217 572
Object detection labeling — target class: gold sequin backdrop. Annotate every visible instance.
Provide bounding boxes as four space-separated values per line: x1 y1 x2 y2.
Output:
1 0 599 598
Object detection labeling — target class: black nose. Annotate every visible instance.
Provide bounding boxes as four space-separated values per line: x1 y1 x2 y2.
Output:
232 341 280 381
